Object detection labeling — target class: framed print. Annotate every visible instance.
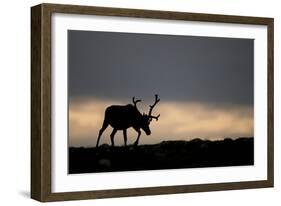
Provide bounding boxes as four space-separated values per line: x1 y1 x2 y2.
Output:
31 3 274 202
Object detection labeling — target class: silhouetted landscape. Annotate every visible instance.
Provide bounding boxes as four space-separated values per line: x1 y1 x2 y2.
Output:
68 137 254 174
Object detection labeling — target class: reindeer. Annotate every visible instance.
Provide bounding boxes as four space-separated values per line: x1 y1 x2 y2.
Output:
96 95 160 147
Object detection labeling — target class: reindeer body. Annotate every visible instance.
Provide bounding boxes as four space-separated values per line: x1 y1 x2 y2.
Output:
103 104 149 131
96 95 160 147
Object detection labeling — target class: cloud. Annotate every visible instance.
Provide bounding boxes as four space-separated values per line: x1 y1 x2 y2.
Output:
68 98 253 147
68 30 253 106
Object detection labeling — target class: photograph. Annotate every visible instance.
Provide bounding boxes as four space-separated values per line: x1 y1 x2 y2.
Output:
31 3 273 201
67 30 254 174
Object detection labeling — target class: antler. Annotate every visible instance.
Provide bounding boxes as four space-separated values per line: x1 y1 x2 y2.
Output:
132 97 142 108
149 114 160 121
148 94 160 121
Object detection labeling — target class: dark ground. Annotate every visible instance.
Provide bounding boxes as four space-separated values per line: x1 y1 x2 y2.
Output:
68 137 254 174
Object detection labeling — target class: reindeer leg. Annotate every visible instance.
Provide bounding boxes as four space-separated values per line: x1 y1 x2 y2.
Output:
123 129 127 147
110 128 117 147
96 129 105 147
134 129 141 146
96 122 108 147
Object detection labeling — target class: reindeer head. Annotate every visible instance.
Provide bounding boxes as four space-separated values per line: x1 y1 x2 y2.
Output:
132 95 160 135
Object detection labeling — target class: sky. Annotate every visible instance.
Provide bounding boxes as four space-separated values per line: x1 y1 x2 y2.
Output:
68 30 254 147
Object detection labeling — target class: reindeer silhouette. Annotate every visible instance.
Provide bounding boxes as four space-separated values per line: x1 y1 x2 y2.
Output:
96 95 160 147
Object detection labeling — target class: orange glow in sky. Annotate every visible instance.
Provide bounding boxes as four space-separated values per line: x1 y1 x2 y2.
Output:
69 98 253 147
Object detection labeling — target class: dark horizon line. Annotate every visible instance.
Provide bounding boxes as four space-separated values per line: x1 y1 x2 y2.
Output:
69 136 254 148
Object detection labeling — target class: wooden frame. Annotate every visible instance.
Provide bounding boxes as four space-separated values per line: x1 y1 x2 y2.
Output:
31 3 274 202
